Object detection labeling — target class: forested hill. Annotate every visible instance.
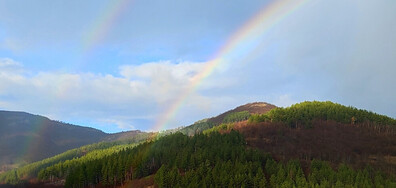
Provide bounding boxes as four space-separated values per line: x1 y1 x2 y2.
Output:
248 101 396 128
2 101 396 187
204 101 396 168
180 102 276 135
0 111 148 173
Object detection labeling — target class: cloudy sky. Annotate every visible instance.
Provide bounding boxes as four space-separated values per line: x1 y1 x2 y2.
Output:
0 0 395 133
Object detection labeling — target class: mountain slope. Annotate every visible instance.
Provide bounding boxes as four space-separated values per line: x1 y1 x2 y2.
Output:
0 111 106 169
235 120 396 171
0 132 154 185
205 101 396 173
34 126 396 187
180 102 276 135
0 111 148 173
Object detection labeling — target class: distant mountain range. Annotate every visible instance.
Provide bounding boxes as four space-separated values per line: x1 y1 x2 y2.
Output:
0 111 147 172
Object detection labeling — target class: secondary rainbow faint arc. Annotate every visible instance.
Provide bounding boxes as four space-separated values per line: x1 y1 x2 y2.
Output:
82 0 132 53
20 117 47 161
151 0 309 132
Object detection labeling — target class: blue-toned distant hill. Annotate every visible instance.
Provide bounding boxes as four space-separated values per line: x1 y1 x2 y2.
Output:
0 111 146 173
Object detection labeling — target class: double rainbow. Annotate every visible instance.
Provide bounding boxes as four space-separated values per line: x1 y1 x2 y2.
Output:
81 0 309 132
82 0 132 53
152 0 309 131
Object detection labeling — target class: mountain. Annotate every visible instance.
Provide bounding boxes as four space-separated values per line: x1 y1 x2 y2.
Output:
203 101 396 173
0 111 148 173
2 101 396 187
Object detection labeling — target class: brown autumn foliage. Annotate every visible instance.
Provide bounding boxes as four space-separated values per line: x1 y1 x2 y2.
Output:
233 120 396 174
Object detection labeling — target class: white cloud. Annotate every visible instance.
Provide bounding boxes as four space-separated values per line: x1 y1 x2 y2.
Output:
120 60 205 80
98 118 136 130
119 61 208 104
0 58 20 66
273 94 296 108
0 58 23 72
0 58 230 132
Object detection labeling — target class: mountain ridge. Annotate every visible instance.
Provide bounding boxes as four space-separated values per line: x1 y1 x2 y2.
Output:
0 110 148 173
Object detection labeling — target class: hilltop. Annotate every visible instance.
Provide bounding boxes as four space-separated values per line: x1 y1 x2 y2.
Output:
209 102 277 124
180 102 276 135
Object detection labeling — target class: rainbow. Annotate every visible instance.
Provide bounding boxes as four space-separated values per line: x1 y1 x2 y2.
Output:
82 0 132 53
19 116 47 163
152 0 309 132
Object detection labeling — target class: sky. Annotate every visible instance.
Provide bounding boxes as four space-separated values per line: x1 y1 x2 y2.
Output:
0 0 395 133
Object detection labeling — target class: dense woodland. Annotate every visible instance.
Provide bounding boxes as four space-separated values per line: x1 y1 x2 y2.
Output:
179 119 215 136
249 101 396 129
0 140 141 185
1 101 396 187
179 111 250 136
179 102 274 136
36 132 396 187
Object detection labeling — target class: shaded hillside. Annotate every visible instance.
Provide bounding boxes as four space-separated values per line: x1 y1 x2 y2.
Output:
234 121 396 174
180 102 276 135
0 111 106 170
0 111 148 173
